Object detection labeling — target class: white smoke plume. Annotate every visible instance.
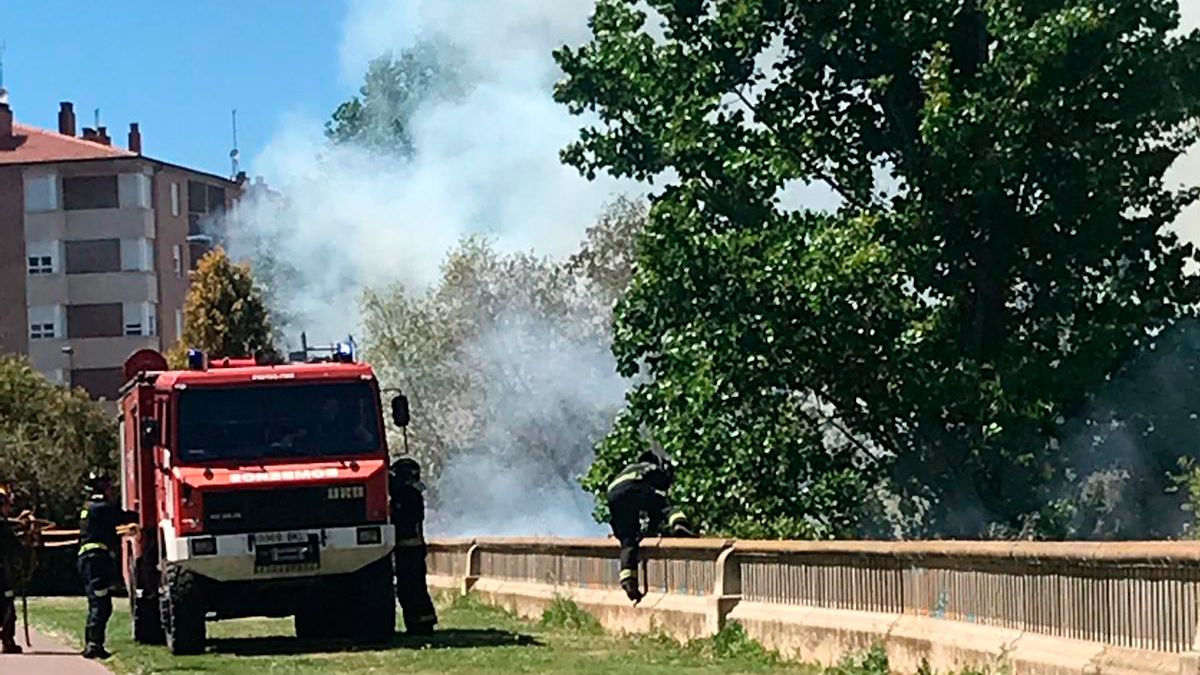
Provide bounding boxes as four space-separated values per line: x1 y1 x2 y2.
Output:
225 0 632 537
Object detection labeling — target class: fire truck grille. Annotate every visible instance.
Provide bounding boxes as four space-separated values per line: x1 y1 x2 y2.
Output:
202 485 367 534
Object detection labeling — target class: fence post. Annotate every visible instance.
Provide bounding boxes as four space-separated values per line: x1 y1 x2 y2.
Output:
462 543 481 594
708 541 741 635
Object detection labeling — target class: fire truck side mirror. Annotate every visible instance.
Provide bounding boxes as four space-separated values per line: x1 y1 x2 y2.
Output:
391 395 410 428
140 418 161 451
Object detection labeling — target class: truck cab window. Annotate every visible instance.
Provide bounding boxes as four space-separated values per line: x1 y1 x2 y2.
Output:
176 382 381 462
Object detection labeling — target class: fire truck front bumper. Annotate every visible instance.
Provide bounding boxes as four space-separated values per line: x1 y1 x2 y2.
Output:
161 523 395 582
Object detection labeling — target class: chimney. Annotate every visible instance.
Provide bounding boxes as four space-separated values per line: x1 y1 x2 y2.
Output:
0 103 12 138
58 102 76 136
128 123 142 154
96 126 111 146
81 127 97 142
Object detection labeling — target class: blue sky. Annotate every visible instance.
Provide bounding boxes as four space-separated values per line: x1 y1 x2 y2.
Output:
0 0 361 178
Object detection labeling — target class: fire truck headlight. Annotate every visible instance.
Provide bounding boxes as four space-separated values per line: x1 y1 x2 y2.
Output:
356 526 382 546
190 537 217 556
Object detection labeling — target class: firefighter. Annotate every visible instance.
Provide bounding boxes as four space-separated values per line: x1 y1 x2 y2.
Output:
0 487 22 654
77 471 138 660
606 451 696 603
389 457 437 635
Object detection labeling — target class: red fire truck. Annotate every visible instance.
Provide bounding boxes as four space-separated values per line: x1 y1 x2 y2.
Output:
117 344 408 654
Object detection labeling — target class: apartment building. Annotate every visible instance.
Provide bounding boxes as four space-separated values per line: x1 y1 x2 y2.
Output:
0 100 245 401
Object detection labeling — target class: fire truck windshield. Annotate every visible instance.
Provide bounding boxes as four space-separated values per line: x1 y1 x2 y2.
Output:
176 381 383 462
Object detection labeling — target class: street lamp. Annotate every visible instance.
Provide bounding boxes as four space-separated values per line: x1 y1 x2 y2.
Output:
61 344 74 388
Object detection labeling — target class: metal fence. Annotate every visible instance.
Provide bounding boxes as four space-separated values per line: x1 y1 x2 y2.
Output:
427 538 1200 654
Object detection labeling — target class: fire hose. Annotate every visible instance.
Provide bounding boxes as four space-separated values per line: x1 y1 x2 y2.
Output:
4 513 136 647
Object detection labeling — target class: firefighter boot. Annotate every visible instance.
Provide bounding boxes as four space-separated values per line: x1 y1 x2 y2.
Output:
82 643 111 660
0 605 21 654
620 577 644 603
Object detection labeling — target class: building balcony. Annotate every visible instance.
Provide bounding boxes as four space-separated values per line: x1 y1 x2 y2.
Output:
27 271 157 306
28 334 160 372
25 207 155 241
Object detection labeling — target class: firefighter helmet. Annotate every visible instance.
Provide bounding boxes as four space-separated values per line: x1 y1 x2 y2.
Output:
639 449 675 485
390 457 421 482
85 470 113 494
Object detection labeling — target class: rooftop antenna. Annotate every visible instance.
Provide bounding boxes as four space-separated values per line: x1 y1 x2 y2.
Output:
93 107 100 129
229 108 240 180
0 40 9 105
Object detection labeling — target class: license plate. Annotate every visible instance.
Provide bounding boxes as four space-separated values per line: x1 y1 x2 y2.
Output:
251 531 310 546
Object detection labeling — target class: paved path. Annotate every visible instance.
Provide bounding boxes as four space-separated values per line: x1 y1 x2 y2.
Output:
0 628 111 674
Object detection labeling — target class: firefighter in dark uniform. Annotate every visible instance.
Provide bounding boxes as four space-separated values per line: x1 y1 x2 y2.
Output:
606 451 696 603
0 487 22 654
389 457 437 635
77 471 138 660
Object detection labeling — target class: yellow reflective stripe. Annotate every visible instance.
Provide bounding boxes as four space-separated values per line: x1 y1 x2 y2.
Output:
79 509 89 520
78 542 108 555
619 569 637 580
668 512 686 525
93 588 108 597
608 471 643 492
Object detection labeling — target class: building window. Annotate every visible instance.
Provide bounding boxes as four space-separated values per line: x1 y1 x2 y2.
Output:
118 173 152 209
172 245 182 276
30 322 55 339
65 239 121 274
120 238 153 272
123 302 154 337
67 303 123 339
171 182 180 217
28 305 60 340
187 181 207 215
27 256 53 275
26 241 58 275
63 175 119 210
24 174 59 212
71 367 126 400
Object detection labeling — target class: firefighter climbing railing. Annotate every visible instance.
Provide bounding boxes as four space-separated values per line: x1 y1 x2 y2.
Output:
426 537 1200 655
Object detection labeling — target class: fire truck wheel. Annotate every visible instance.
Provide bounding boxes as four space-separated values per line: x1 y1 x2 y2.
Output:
295 580 355 642
128 556 165 645
162 565 207 655
353 556 396 643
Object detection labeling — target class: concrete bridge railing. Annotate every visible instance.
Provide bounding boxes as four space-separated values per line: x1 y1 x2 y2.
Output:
426 537 1200 675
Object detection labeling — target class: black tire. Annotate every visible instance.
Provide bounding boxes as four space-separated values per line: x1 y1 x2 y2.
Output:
294 557 395 644
128 556 164 645
354 556 396 644
294 582 354 642
161 565 206 655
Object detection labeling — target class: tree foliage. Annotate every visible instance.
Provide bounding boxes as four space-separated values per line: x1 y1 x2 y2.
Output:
555 0 1200 538
360 199 645 524
168 248 279 367
326 39 468 155
0 356 115 526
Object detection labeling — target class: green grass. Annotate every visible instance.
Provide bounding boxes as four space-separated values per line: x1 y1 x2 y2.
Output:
28 592 822 674
29 593 1001 674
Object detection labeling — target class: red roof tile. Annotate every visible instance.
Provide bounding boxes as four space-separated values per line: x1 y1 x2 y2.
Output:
0 122 136 165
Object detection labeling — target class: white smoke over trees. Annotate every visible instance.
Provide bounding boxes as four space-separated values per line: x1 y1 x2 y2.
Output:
360 198 646 536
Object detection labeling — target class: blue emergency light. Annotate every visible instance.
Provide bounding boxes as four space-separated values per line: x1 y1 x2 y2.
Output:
186 348 207 370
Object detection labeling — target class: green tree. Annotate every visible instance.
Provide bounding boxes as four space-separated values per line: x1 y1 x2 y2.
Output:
326 39 468 155
0 356 115 526
555 0 1200 538
169 248 279 367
